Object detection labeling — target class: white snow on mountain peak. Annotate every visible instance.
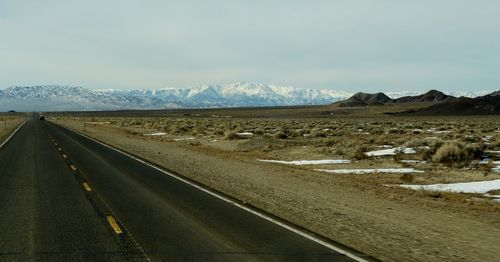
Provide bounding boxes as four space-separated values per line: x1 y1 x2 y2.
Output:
0 83 350 111
1 83 490 111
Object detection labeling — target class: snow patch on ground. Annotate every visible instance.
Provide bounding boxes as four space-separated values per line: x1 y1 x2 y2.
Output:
143 132 167 136
173 137 196 141
86 121 111 124
237 132 254 136
258 159 351 165
427 128 452 134
400 179 500 194
485 150 500 154
479 160 500 165
315 168 424 174
400 160 428 164
484 194 500 199
434 131 452 134
365 147 416 157
482 136 493 142
480 160 500 172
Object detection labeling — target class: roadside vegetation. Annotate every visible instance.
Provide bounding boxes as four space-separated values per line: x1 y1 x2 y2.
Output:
54 115 500 185
0 114 27 143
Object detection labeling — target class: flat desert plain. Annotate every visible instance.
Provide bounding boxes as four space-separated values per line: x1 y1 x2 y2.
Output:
49 110 500 262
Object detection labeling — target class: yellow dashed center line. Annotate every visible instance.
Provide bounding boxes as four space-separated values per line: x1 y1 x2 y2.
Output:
106 216 123 234
50 136 125 236
82 182 92 192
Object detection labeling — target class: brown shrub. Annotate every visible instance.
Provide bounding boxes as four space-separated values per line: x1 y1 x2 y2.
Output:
432 142 483 165
353 146 368 160
432 142 464 163
225 132 239 140
400 173 415 183
274 131 288 139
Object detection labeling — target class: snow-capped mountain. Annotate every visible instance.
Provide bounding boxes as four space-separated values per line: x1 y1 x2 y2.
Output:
0 85 130 111
0 82 350 111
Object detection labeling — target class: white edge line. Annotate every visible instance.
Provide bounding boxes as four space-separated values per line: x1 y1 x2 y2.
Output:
0 120 27 149
59 124 369 262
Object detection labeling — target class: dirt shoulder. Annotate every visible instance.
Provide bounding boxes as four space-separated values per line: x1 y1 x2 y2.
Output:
0 116 26 145
55 118 500 262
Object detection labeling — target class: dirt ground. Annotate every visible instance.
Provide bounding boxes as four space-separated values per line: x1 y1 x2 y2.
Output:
55 117 500 262
0 116 26 144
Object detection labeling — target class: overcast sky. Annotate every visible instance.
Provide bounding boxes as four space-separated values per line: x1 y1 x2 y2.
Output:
0 1 499 92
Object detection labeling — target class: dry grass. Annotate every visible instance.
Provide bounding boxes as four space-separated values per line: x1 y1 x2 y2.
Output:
51 114 500 185
432 142 482 166
0 114 27 143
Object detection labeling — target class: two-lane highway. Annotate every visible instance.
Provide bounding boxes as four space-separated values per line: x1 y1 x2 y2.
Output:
0 119 367 261
0 120 126 261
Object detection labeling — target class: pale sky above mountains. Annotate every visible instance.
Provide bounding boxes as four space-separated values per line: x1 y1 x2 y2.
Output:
0 1 499 92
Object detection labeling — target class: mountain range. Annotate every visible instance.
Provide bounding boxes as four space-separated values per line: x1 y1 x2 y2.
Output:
0 82 495 112
0 82 350 111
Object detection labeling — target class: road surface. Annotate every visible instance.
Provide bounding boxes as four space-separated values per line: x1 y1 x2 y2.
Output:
0 119 368 261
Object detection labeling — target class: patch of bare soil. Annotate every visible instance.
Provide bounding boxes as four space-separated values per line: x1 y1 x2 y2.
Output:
57 119 500 262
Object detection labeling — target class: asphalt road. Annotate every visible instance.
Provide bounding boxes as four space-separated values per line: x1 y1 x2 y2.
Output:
0 119 365 262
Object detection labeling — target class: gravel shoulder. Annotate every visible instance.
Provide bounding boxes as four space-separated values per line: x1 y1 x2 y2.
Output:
56 119 500 262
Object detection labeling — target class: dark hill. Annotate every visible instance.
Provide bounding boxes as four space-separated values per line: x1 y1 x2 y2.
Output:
394 90 455 103
489 90 500 96
335 92 392 107
405 92 500 115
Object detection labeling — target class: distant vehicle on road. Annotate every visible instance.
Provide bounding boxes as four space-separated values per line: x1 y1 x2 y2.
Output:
38 115 45 120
